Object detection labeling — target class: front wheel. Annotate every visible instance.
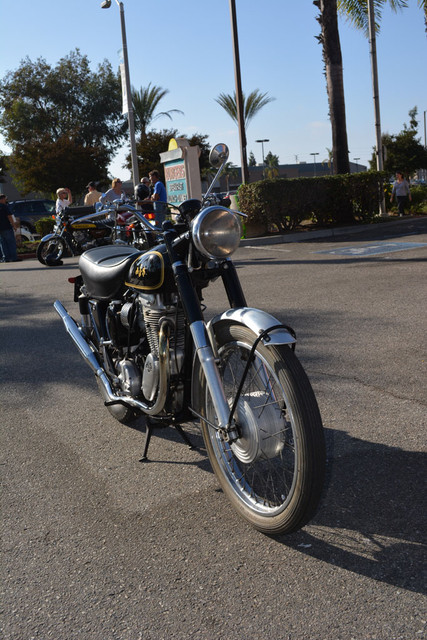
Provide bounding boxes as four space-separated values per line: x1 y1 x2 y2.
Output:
198 323 326 536
37 237 66 265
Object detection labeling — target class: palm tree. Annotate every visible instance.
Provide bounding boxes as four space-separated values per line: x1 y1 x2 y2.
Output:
215 90 275 130
222 162 239 191
264 151 280 179
132 84 183 140
314 0 350 175
337 0 425 32
313 0 412 176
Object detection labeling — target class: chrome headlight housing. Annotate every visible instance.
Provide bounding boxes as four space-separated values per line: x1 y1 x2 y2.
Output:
191 206 241 259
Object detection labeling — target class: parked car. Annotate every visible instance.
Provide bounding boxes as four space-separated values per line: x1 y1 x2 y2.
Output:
8 199 55 233
14 226 41 246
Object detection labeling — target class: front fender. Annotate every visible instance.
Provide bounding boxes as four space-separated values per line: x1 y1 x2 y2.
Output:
207 307 296 347
40 232 58 242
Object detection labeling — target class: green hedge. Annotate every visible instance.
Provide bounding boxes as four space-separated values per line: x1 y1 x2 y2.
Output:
238 171 388 232
35 217 55 236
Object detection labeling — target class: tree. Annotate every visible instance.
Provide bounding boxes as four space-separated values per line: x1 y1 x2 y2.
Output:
131 129 211 181
131 84 184 140
0 49 124 194
370 107 427 175
264 151 280 179
313 0 411 176
337 0 425 33
248 151 257 167
314 0 350 175
215 90 275 130
222 162 240 191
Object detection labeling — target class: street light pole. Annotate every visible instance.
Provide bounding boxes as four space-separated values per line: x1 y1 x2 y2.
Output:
101 0 139 188
255 139 269 165
353 157 360 172
310 152 319 177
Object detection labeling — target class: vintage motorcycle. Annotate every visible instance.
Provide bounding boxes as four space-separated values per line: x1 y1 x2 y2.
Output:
54 144 325 536
37 205 118 266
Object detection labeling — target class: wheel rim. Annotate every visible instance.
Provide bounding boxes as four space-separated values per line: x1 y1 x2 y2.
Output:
205 340 298 517
40 239 64 261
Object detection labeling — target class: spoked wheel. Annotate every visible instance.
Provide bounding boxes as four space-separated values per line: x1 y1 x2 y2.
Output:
36 237 66 265
198 322 326 536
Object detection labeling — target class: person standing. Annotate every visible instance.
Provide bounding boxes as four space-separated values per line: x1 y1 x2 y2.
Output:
147 170 167 226
135 177 154 214
84 181 102 206
56 187 72 213
99 178 128 205
0 194 20 262
390 172 412 217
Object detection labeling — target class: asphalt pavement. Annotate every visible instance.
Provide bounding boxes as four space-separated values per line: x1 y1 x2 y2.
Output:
1 215 426 639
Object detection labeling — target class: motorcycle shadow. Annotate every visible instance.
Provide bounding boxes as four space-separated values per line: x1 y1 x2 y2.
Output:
278 427 426 595
125 416 210 470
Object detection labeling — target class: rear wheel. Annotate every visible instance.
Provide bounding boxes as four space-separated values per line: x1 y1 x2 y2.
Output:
198 322 326 536
37 237 66 265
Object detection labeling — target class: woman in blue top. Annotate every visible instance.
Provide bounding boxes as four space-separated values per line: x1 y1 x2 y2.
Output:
390 172 411 217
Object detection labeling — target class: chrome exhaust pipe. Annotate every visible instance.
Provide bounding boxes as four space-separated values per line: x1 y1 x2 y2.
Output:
53 300 169 415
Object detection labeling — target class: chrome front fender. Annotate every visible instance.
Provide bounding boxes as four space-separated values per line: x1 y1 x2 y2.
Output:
207 307 296 348
40 232 58 242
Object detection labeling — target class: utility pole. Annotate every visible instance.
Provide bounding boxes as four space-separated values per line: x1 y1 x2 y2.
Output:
367 0 386 216
229 0 249 184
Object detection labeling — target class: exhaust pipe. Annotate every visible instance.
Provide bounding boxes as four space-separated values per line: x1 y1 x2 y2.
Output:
53 300 168 415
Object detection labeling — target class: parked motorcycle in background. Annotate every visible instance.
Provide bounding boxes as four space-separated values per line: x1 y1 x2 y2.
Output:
37 206 114 266
54 143 326 536
36 201 151 266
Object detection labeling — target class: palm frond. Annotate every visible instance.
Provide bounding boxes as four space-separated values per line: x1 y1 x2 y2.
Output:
215 89 275 129
337 0 408 35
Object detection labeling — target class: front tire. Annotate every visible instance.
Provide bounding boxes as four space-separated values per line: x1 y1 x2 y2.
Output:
37 237 66 265
198 323 325 536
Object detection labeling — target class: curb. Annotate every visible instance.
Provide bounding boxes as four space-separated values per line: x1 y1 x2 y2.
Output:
239 215 424 247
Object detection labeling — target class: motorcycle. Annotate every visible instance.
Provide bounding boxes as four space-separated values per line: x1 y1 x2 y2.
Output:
54 143 326 536
37 205 116 266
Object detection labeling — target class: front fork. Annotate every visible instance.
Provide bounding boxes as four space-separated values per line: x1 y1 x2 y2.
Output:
163 230 240 440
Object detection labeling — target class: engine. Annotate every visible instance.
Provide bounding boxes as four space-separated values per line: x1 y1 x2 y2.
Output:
106 293 186 410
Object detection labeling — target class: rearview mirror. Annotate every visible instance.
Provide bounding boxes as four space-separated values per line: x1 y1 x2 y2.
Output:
209 143 229 169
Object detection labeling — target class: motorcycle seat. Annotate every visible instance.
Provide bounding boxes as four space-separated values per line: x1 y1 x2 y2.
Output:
79 245 142 300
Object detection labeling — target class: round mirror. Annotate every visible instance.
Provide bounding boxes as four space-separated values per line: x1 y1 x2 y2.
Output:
209 143 229 168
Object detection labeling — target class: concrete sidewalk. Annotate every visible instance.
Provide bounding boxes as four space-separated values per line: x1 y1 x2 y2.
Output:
239 214 426 247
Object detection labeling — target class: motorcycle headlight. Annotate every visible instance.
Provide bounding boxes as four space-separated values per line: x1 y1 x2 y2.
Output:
191 206 241 259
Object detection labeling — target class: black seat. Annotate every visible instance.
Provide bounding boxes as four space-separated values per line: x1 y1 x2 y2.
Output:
79 245 142 300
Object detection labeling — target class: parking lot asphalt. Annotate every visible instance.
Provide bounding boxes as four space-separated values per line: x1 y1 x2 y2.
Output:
1 214 426 639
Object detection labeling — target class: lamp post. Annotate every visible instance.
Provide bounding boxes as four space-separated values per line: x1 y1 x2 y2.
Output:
310 152 319 176
255 139 269 166
353 157 360 173
101 0 139 188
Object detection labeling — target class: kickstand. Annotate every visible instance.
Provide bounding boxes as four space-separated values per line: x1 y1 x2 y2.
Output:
139 417 195 462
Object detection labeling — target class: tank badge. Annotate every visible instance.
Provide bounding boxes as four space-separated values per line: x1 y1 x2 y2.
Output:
125 251 164 290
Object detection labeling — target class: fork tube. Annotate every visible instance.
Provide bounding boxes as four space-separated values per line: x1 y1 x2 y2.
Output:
164 230 231 429
221 259 247 308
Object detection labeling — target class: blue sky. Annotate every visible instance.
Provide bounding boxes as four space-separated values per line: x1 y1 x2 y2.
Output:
1 0 426 179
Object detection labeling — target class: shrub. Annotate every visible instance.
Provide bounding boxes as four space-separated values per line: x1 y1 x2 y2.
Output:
35 217 55 236
238 171 388 232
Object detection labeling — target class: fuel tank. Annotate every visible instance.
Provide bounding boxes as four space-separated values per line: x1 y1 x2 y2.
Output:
125 243 177 294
